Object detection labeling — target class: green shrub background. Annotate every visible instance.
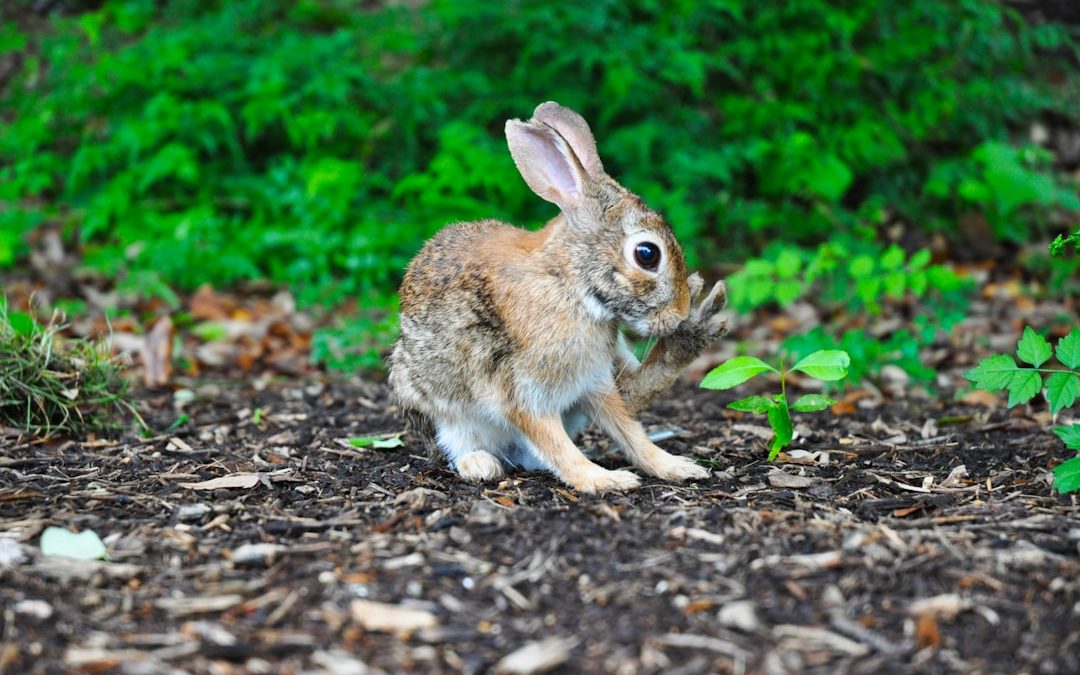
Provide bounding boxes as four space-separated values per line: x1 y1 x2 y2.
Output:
1 0 1076 368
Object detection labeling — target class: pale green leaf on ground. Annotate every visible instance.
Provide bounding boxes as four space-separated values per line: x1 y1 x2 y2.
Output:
1006 370 1042 407
1045 372 1080 416
790 350 850 381
1055 328 1080 369
700 356 777 390
1016 326 1052 367
1054 424 1080 450
964 354 1018 391
1052 455 1080 493
350 434 405 449
767 402 793 461
791 394 837 412
727 395 773 414
40 526 107 561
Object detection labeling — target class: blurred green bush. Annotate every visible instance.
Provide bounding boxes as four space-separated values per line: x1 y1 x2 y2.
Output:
1 0 1076 366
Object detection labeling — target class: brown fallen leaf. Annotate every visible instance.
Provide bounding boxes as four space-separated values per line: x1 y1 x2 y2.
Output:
179 473 260 491
141 315 174 388
960 389 1000 408
189 284 235 320
892 502 930 518
915 614 941 649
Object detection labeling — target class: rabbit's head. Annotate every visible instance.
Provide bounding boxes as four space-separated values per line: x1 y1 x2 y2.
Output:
506 102 692 337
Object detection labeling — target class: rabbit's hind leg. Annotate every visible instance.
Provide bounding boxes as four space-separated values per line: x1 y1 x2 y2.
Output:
436 419 507 483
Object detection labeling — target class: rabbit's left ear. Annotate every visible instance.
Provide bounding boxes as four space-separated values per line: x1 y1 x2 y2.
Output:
505 119 590 211
531 102 605 178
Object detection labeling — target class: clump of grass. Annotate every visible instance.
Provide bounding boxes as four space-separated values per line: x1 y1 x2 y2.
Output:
0 300 136 438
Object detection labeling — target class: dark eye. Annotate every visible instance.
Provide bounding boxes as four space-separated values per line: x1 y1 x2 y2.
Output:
634 242 660 271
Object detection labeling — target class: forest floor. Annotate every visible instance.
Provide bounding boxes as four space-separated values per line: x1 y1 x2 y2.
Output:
2 258 1079 674
2 371 1078 674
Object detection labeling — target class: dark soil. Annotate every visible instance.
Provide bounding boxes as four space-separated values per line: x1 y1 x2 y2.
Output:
1 376 1078 674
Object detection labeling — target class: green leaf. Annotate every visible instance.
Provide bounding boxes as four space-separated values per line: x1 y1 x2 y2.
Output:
6 311 39 337
964 354 1018 391
40 527 108 561
767 401 793 461
1045 372 1080 415
790 350 851 381
1016 326 1052 367
727 395 773 414
880 244 905 270
1052 455 1080 494
701 356 777 390
349 434 404 449
1006 370 1042 407
1054 424 1080 450
791 394 836 412
1055 328 1080 369
908 248 931 270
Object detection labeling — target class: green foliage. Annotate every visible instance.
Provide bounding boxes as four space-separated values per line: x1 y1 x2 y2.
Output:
783 325 937 386
1052 426 1080 494
1049 230 1080 258
0 298 135 437
727 241 967 316
965 327 1080 414
966 326 1080 494
1 0 1075 370
702 349 850 459
926 142 1080 242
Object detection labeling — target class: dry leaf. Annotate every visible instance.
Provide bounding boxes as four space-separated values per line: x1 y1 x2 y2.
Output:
915 614 941 648
960 389 1000 408
179 473 260 491
142 315 174 388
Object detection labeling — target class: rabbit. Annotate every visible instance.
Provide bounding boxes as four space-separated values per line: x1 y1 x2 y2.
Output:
387 102 726 493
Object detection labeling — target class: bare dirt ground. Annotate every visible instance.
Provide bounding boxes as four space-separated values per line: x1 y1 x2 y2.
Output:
2 372 1077 674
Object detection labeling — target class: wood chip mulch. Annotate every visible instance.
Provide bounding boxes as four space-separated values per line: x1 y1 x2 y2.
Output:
1 376 1078 674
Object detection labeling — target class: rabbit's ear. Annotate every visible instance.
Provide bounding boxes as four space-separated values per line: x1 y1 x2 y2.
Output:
505 119 589 210
531 102 604 177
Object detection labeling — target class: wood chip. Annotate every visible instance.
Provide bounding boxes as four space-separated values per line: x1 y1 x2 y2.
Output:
178 473 261 490
349 600 437 633
767 471 818 489
773 624 870 656
154 595 244 616
908 593 969 619
494 637 576 674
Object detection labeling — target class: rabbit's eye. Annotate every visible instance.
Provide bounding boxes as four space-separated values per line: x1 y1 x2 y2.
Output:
634 242 661 271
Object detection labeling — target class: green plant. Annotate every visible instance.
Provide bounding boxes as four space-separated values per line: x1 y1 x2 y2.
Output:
728 239 970 385
965 327 1080 493
701 349 851 459
1049 229 1080 257
1 0 1075 368
727 241 968 316
0 299 137 437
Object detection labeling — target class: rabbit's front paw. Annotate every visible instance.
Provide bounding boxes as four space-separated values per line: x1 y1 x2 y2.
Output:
457 451 506 482
644 452 710 482
668 277 727 361
565 466 641 494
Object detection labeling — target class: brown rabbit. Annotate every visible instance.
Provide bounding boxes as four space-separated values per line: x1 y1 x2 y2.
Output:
388 102 726 493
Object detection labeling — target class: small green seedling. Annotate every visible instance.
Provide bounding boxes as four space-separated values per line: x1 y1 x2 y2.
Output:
966 326 1080 493
701 349 851 460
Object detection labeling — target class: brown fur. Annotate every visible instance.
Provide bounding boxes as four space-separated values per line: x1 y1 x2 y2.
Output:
388 102 726 493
